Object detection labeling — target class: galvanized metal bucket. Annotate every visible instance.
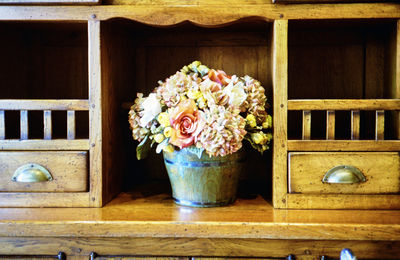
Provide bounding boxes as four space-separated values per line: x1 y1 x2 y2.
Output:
163 148 245 207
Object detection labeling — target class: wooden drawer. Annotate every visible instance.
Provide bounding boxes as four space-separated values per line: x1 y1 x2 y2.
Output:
0 151 88 192
289 152 400 194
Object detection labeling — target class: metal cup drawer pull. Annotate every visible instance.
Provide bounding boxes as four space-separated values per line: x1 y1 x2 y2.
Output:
322 165 366 184
12 163 53 183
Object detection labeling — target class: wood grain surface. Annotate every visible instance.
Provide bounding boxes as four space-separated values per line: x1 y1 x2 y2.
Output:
272 20 288 209
0 151 88 192
289 152 400 194
2 236 400 259
0 192 399 241
0 4 398 23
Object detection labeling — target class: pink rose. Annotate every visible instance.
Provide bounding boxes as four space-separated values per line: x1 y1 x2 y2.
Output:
169 99 205 149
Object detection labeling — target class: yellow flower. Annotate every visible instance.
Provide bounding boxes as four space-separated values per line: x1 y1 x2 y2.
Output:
251 132 271 145
251 132 264 144
262 115 272 129
187 89 202 100
246 114 257 128
157 112 170 127
188 61 201 71
153 134 165 143
164 145 175 153
163 127 173 138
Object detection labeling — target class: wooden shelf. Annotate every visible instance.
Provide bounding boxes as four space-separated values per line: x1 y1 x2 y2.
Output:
0 192 400 241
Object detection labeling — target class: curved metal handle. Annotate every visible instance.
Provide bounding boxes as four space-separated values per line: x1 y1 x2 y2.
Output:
12 163 53 183
322 165 366 184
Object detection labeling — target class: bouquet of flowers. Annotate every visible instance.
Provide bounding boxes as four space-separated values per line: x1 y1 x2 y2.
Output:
129 61 272 159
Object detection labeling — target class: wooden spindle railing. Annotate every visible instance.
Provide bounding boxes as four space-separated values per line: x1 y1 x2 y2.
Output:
287 99 400 151
0 99 89 150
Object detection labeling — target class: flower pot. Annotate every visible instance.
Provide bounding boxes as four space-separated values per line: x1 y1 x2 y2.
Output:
163 148 245 207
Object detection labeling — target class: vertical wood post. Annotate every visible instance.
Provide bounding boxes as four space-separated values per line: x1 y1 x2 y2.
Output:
396 21 400 139
89 19 102 207
272 20 288 208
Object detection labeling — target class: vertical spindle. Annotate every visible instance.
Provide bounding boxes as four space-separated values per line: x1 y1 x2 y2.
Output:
0 110 4 140
302 110 311 140
351 110 360 140
44 110 52 140
375 110 385 140
20 110 28 140
326 110 335 140
67 110 76 140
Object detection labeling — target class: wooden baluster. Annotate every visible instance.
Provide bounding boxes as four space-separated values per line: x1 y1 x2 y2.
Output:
375 110 385 140
326 110 335 140
351 110 360 140
0 110 4 140
67 110 76 140
20 110 28 140
302 110 311 140
43 110 52 140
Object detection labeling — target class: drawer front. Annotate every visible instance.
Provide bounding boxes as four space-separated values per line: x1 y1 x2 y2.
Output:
289 152 400 194
0 151 88 192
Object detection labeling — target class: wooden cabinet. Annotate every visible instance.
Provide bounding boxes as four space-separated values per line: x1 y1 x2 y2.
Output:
0 2 400 260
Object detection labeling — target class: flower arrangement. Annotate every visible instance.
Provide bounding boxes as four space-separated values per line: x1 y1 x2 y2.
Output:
129 61 272 159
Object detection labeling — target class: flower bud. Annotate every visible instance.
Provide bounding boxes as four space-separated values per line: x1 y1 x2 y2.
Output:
157 112 170 127
251 132 263 144
246 114 257 128
164 127 173 138
154 134 165 143
262 115 272 129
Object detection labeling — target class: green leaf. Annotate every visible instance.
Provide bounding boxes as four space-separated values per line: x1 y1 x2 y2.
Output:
136 134 151 160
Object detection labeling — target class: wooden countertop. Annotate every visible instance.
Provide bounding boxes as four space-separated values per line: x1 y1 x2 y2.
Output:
1 191 400 241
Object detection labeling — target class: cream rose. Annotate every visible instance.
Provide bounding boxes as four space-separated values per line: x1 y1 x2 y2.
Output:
223 77 247 107
139 93 162 127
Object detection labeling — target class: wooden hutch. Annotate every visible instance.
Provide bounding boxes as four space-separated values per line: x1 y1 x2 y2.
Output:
0 0 399 259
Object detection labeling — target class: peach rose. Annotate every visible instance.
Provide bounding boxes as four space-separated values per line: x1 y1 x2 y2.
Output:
169 99 205 149
208 69 231 86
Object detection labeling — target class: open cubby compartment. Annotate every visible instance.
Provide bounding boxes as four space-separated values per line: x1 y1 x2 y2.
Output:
100 18 275 197
0 21 89 141
272 19 400 210
287 19 400 145
0 21 95 207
